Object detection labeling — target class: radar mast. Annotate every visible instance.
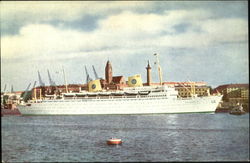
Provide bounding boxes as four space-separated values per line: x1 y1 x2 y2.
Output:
154 53 163 85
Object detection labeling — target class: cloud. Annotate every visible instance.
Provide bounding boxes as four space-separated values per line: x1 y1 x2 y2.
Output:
1 1 152 22
1 1 154 35
2 24 83 59
95 10 248 49
199 18 248 43
1 9 248 61
97 9 212 37
1 4 248 90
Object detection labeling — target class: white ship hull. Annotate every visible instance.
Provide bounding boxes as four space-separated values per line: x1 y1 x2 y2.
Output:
17 95 222 115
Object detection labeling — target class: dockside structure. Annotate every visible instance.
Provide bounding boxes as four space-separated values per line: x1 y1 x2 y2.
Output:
212 84 249 112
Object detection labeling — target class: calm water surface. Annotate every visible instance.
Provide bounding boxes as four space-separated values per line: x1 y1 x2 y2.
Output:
1 113 249 162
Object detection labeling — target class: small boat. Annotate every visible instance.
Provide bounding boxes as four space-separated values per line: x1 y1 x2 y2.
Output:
229 103 246 115
106 138 122 145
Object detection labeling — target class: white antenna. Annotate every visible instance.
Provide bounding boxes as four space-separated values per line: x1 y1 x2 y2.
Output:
154 53 163 85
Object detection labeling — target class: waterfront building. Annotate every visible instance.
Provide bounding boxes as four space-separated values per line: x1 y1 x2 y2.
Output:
142 81 210 97
163 82 210 97
213 84 249 111
174 85 210 97
31 84 86 99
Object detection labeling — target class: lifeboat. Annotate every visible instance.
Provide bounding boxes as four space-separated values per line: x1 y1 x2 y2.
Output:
106 138 122 145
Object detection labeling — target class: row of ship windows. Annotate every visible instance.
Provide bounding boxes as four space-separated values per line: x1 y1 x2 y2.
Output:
33 100 198 108
33 102 193 110
43 98 169 103
63 95 168 99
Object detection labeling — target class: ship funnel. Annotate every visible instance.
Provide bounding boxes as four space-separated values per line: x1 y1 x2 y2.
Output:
88 79 102 92
128 74 143 87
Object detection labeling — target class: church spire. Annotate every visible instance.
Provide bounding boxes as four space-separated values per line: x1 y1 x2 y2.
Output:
105 60 113 84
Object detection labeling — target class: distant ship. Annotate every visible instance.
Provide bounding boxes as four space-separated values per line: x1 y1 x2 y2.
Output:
17 54 223 115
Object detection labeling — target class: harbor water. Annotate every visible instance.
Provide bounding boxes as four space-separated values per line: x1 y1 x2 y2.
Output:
1 113 249 162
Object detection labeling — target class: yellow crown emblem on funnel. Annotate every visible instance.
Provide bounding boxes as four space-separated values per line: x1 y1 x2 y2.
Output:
88 79 102 92
128 74 143 87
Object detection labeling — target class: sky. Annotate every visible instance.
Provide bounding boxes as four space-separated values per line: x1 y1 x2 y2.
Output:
1 1 249 91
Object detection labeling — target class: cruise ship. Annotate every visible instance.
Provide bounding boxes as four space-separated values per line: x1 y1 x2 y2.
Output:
18 85 222 115
17 54 223 115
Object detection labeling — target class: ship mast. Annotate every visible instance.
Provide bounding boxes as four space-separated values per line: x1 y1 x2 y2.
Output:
154 53 163 85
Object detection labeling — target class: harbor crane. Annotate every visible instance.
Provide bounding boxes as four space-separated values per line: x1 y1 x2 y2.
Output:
92 65 100 79
22 81 37 101
22 83 31 102
38 71 45 87
85 66 92 83
47 69 56 86
32 81 37 89
154 53 163 85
